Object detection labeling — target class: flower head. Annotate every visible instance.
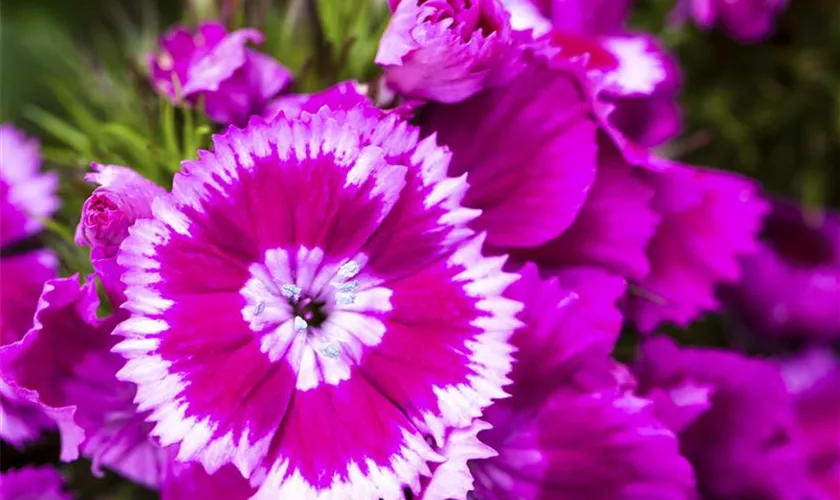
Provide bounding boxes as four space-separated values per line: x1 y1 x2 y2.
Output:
0 124 59 247
672 0 789 43
0 466 70 500
113 105 522 498
725 200 840 342
421 53 598 252
148 22 292 125
626 162 768 332
633 337 814 499
376 0 523 103
469 266 696 499
75 164 166 301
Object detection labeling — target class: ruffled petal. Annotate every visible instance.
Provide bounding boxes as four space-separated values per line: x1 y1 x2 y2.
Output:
423 55 598 249
0 466 71 500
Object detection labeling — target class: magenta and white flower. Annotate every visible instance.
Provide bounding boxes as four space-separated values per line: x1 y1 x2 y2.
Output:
113 104 522 498
376 0 523 103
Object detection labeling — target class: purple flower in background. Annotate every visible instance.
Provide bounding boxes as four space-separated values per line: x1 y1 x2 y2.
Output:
672 0 789 43
779 350 840 499
75 163 165 300
112 105 522 498
148 22 292 125
0 276 165 486
469 265 696 499
633 337 815 499
0 124 59 247
376 0 522 103
0 466 71 500
726 200 840 342
422 53 599 253
626 161 768 332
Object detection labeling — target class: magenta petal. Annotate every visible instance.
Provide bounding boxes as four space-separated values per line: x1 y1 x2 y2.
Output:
1 250 57 346
627 163 769 332
423 56 598 249
163 456 255 499
0 466 71 500
265 81 370 121
474 379 695 499
0 276 119 462
113 107 521 497
504 263 625 398
513 142 659 280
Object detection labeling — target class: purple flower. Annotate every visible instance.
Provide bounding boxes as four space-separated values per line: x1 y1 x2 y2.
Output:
148 22 293 125
633 337 814 499
0 276 165 486
112 105 522 498
626 161 768 332
74 163 165 300
0 466 70 500
421 53 599 253
672 0 789 43
779 350 840 499
725 200 840 342
376 0 523 103
499 0 682 146
0 124 59 247
469 265 696 499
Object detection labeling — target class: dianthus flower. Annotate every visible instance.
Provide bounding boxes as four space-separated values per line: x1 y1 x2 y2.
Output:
633 337 815 499
725 200 840 342
148 22 292 125
502 0 682 146
113 104 522 498
376 0 523 103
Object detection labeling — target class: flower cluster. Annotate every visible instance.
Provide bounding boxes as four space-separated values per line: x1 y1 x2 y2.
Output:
3 1 838 499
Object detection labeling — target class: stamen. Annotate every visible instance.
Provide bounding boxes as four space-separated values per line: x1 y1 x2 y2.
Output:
338 261 360 279
281 284 302 300
294 316 308 331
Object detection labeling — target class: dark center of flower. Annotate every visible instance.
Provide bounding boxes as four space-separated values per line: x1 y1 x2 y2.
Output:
289 294 329 329
763 215 835 268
